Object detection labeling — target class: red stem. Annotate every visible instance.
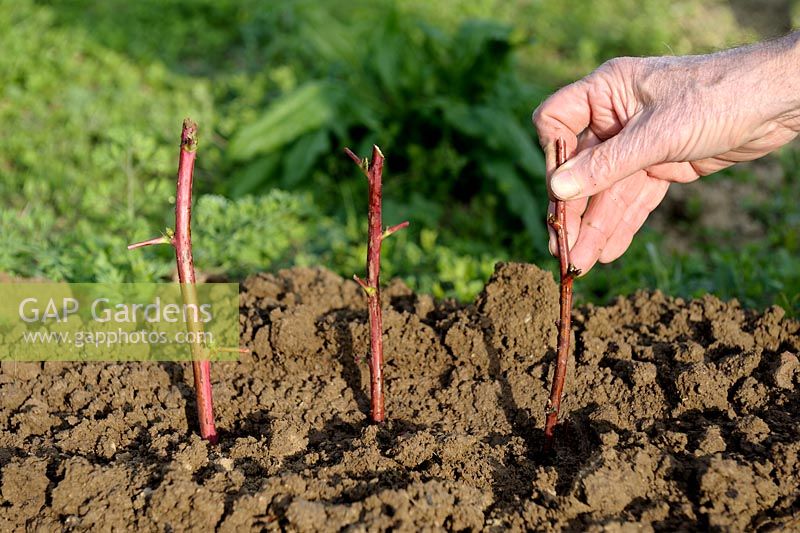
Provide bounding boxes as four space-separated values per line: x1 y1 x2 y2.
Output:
128 119 217 444
174 119 217 445
366 146 385 423
347 145 408 423
543 138 580 452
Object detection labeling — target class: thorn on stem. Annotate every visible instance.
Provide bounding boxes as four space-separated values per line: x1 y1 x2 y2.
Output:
381 221 409 240
567 264 582 278
127 235 171 250
547 213 562 230
215 347 251 354
344 147 361 164
353 274 377 296
344 147 369 175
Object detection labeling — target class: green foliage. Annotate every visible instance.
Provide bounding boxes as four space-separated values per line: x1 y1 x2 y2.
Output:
312 212 503 301
0 3 213 211
574 230 800 316
509 0 749 83
228 82 337 162
193 192 316 276
573 160 800 316
3 0 797 316
227 5 549 248
0 0 210 281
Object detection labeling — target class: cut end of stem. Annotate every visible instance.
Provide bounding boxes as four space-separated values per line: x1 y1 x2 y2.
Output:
181 118 199 152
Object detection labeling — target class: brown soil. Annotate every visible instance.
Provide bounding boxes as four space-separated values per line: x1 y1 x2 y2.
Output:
1 263 799 531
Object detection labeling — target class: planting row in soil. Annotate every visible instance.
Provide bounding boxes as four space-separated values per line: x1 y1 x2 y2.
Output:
1 263 798 530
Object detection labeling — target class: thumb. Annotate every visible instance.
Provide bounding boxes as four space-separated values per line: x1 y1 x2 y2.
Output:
550 117 664 200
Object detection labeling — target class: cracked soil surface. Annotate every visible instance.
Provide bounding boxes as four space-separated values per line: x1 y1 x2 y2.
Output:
1 263 799 530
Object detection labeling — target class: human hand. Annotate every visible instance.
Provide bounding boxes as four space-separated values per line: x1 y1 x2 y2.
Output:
533 33 800 273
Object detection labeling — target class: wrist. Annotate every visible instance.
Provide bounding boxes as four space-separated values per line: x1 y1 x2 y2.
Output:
739 32 800 131
771 32 800 130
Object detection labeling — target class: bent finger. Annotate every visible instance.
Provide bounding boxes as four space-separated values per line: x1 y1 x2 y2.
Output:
568 171 649 273
646 161 699 183
547 129 598 255
598 179 671 263
549 111 668 201
534 79 594 171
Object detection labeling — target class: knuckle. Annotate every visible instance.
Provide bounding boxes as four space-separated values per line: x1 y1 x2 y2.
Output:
532 96 553 128
532 101 556 148
602 56 636 74
600 57 621 70
588 146 615 186
531 105 543 126
621 203 648 228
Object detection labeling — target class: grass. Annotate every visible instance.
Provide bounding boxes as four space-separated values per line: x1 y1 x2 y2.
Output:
577 162 800 314
1 0 797 316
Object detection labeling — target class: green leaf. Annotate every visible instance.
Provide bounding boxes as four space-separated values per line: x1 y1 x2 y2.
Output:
438 103 544 178
281 130 331 188
481 159 546 247
474 107 544 177
229 154 281 198
450 20 513 75
228 81 340 160
437 99 485 137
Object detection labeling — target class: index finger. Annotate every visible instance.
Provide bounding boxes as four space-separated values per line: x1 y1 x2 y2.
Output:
532 78 592 175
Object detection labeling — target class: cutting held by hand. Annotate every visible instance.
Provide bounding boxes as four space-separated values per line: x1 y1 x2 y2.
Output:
543 138 581 452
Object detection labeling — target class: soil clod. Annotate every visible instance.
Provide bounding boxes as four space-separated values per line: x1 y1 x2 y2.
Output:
1 263 798 530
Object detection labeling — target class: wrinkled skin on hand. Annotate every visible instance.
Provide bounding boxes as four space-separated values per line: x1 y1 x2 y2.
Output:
533 34 800 273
